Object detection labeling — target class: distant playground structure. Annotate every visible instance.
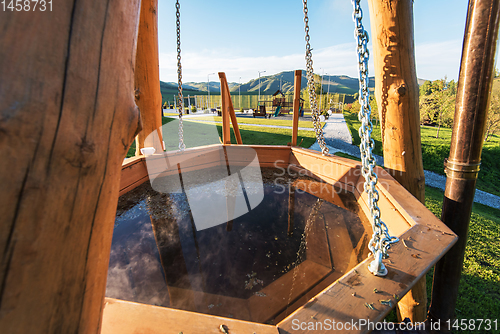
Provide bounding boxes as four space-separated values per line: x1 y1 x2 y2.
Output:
162 89 349 116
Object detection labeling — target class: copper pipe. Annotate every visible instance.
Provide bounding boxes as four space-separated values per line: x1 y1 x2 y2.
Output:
428 0 500 324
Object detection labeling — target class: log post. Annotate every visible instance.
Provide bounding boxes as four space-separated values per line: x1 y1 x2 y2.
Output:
0 1 142 333
429 0 500 324
135 0 164 155
219 72 242 145
367 0 427 322
291 70 302 146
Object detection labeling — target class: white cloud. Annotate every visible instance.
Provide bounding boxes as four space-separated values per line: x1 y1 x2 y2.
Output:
159 43 369 83
159 39 463 83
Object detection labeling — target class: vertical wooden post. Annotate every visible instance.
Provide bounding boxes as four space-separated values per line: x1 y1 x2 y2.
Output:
135 0 164 155
219 72 242 145
367 0 426 322
429 0 500 323
291 70 302 146
0 1 142 333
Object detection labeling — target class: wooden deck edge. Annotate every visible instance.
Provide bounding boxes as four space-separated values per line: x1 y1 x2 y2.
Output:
101 298 280 334
276 224 457 334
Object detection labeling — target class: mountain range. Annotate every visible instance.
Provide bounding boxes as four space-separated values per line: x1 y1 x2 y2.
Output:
161 70 376 96
161 70 428 98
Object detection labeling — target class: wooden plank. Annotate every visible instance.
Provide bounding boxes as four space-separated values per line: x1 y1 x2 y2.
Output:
219 74 232 145
219 72 242 144
292 70 302 146
134 0 164 155
248 260 332 324
0 1 142 332
277 224 457 334
102 298 280 334
119 176 149 197
119 157 148 196
375 166 455 235
144 147 224 178
355 174 412 238
224 145 291 166
290 148 362 187
292 179 348 210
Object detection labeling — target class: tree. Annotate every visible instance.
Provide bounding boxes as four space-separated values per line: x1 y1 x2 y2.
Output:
419 80 433 96
419 78 456 138
485 87 500 141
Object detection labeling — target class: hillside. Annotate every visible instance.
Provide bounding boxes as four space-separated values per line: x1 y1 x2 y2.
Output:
160 81 201 98
234 70 374 95
162 71 375 96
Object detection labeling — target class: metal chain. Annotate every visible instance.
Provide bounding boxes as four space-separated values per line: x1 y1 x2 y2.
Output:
176 0 185 151
303 0 329 156
351 0 398 275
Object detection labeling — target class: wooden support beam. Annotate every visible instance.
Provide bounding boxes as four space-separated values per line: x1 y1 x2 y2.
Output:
0 1 142 332
367 0 427 322
291 70 302 146
135 0 164 155
219 72 242 145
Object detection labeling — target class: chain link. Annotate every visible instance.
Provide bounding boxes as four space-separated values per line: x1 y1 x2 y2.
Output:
303 0 328 156
351 0 398 267
176 0 185 151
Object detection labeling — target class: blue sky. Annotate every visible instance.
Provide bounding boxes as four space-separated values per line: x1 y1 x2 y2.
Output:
157 0 470 83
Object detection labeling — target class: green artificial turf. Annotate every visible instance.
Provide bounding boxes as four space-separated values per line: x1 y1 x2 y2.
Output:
189 115 324 128
126 117 316 157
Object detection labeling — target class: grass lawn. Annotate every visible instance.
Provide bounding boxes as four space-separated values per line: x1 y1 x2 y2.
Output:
422 186 500 333
126 117 316 157
188 115 324 128
343 110 500 197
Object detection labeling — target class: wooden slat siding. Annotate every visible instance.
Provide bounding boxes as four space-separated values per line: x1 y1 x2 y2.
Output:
102 298 280 334
248 260 332 324
119 157 148 196
118 145 292 193
289 149 362 187
219 145 291 167
305 214 332 268
355 182 412 238
277 224 457 334
292 179 349 210
219 72 242 144
292 70 302 146
286 165 360 201
374 166 455 233
252 145 291 165
143 146 224 177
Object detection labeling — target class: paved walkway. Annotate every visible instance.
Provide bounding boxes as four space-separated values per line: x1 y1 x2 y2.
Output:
309 114 500 210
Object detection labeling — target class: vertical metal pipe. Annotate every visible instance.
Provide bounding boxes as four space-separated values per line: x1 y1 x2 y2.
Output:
429 0 500 324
